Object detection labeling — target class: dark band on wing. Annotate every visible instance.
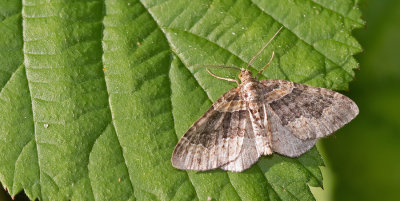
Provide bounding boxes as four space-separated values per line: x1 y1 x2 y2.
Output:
269 86 333 126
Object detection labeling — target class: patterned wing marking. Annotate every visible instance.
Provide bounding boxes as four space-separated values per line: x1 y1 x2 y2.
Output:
261 79 294 103
221 110 261 172
263 80 359 140
266 104 317 157
172 88 248 171
214 100 247 112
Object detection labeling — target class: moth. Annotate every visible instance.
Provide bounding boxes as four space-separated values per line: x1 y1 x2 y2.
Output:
171 27 359 172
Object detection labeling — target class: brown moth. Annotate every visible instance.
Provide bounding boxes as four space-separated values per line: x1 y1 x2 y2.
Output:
171 27 359 172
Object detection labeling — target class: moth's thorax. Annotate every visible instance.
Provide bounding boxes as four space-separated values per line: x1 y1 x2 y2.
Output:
240 81 264 101
238 69 256 83
238 69 262 101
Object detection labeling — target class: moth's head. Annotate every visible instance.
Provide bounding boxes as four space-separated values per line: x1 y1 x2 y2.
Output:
239 68 254 83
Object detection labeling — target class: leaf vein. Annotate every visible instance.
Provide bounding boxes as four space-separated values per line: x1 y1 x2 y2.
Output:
100 3 136 199
167 27 259 72
21 0 43 198
256 164 284 201
309 0 364 26
250 0 357 72
0 64 23 97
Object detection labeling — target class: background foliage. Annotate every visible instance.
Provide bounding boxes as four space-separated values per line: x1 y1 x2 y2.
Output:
320 0 400 200
1 0 399 200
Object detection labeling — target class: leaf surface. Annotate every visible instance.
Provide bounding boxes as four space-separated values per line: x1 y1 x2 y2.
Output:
0 0 362 200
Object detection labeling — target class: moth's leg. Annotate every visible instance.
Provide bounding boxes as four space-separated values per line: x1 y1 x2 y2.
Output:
256 51 275 79
206 68 240 85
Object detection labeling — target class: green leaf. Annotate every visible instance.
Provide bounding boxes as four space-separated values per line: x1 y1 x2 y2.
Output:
0 0 362 200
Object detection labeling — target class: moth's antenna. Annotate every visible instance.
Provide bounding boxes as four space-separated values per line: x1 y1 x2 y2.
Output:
192 64 241 71
256 51 275 79
206 68 240 85
246 26 283 69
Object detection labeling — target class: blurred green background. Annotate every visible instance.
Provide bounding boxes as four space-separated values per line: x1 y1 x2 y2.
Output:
1 0 400 200
320 0 400 200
